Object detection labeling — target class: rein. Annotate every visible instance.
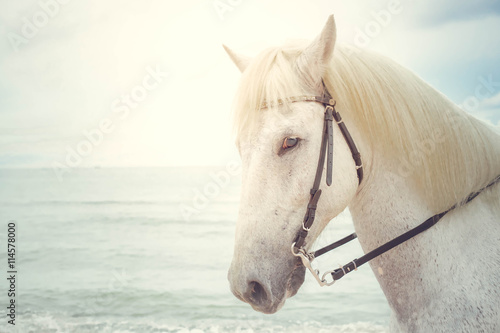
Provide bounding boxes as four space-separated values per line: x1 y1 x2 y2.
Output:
306 174 500 285
275 82 500 287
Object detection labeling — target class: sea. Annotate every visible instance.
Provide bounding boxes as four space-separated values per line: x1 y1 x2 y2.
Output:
0 167 390 333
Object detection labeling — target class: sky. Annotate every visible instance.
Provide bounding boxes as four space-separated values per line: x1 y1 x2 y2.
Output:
0 0 499 168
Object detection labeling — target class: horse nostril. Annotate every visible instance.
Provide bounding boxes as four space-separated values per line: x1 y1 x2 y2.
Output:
247 281 268 305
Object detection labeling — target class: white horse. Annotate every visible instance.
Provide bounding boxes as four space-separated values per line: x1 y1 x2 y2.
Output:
225 15 500 332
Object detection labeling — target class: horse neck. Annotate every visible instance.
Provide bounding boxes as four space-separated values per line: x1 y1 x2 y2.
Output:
344 104 500 330
343 98 500 264
348 146 434 258
346 149 440 327
347 151 500 331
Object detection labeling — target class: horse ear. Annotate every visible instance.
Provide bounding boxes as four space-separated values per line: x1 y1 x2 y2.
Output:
297 15 337 85
223 44 252 73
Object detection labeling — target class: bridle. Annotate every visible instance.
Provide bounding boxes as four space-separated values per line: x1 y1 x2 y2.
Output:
267 81 500 287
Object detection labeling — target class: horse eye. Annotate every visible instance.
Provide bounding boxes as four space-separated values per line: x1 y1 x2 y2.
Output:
282 137 299 150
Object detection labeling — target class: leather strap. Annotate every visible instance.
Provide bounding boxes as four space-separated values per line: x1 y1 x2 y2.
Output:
311 118 329 194
333 111 363 184
292 82 364 249
294 109 330 249
321 82 363 184
325 106 334 186
327 174 500 281
312 232 358 258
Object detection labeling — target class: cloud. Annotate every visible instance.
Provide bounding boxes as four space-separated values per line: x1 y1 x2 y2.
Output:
475 91 500 126
470 108 500 127
405 0 500 27
460 90 500 127
480 91 500 109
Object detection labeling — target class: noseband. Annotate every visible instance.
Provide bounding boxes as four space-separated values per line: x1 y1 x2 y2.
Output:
268 81 500 287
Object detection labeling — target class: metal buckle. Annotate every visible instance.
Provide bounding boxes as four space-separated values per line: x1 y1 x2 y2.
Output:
301 222 311 232
291 243 335 287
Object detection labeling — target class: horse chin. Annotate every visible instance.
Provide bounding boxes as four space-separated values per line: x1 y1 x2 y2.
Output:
286 263 306 298
256 263 306 314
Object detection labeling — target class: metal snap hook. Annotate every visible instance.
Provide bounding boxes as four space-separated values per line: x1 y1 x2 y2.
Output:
321 271 336 286
291 243 335 287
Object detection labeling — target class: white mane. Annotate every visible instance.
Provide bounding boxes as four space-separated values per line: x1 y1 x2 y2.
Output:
232 42 500 212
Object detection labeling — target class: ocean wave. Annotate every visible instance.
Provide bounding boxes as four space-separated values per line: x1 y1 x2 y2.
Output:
0 199 169 206
14 312 388 333
0 198 241 208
